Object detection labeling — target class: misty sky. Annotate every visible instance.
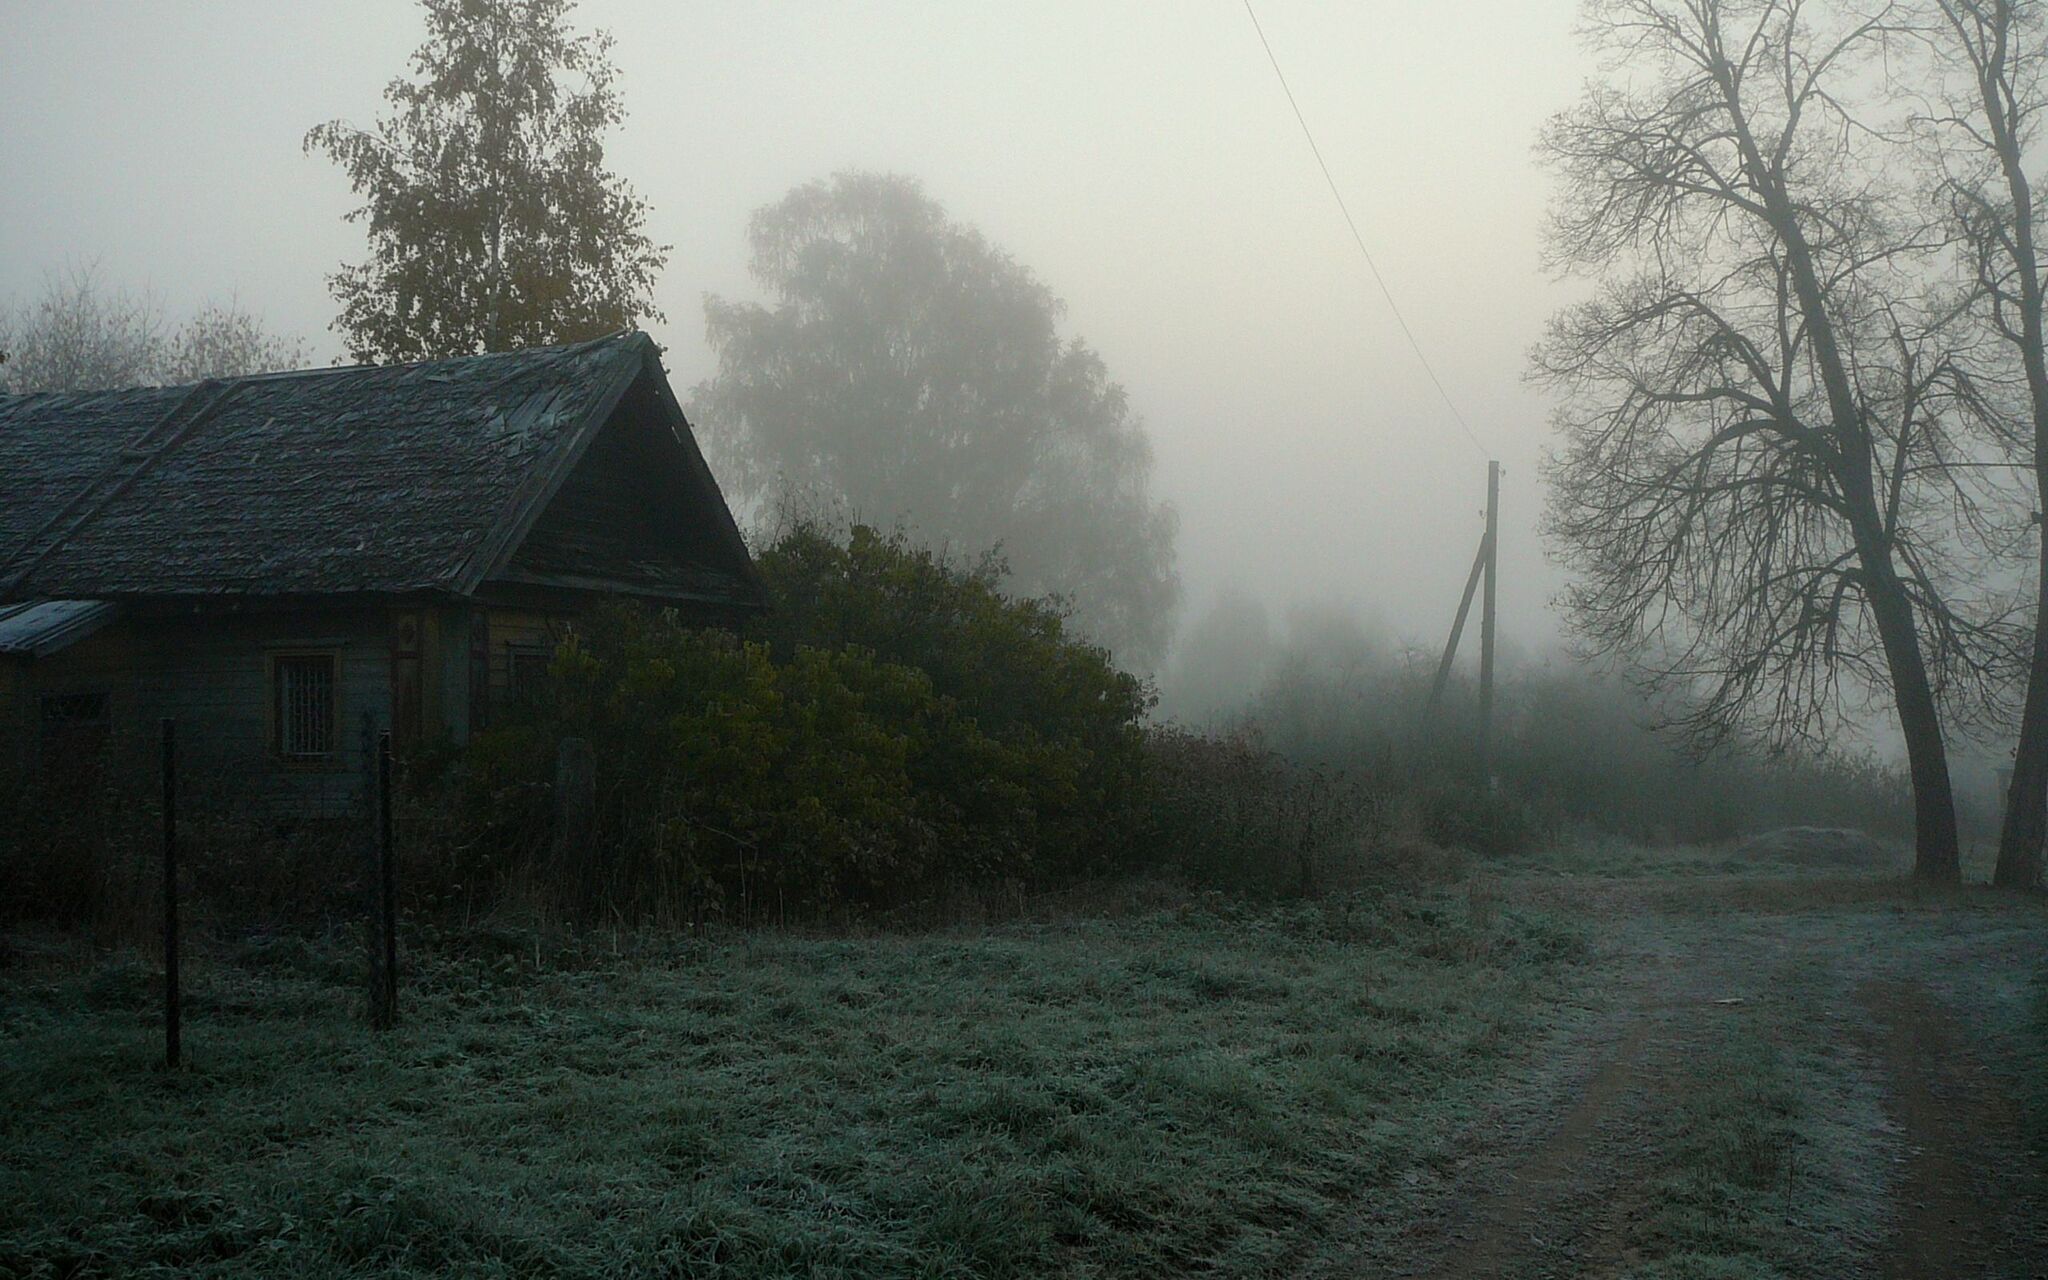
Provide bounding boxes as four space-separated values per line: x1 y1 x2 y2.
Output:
1 1 1593 673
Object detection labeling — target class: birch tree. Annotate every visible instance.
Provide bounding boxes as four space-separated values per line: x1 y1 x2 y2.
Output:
696 173 1182 667
305 0 665 363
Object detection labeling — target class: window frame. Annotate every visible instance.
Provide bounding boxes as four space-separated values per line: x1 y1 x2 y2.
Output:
266 649 343 770
505 641 552 703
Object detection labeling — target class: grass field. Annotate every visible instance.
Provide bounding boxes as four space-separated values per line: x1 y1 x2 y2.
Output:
0 883 1581 1278
7 841 2046 1279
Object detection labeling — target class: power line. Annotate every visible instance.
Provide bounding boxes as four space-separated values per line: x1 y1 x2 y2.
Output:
1240 0 1489 460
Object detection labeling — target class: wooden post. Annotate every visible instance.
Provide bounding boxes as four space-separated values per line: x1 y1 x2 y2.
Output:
1427 533 1491 713
1478 460 1500 785
372 730 398 1029
160 718 179 1069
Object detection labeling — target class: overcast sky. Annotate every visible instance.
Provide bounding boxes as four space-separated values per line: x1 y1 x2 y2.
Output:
0 0 1594 671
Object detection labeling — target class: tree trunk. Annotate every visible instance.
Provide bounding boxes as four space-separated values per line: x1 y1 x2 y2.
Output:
1987 74 2048 892
1995 529 2048 888
1867 566 1963 882
1718 63 1965 884
1994 401 2048 890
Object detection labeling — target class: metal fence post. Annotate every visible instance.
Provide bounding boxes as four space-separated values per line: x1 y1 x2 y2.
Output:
371 729 398 1029
161 718 179 1069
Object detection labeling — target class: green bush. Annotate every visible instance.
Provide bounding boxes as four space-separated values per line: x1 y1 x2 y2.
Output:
750 522 1153 873
439 524 1155 919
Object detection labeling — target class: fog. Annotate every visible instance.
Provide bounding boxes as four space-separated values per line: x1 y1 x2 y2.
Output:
2 1 1589 680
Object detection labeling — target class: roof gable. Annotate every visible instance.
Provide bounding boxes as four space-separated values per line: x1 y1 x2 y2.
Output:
493 369 761 605
0 332 757 608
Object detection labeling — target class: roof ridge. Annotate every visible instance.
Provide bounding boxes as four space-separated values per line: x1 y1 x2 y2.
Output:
0 330 648 404
224 329 645 389
451 337 654 594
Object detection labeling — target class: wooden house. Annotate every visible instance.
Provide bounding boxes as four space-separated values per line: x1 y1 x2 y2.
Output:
0 331 762 808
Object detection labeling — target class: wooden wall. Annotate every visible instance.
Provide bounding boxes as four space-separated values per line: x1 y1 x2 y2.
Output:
506 383 730 595
1 608 392 815
2 593 725 808
0 661 26 779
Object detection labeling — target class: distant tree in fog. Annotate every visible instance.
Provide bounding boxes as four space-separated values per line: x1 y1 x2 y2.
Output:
0 266 161 394
1534 0 2024 884
695 172 1180 667
0 266 307 394
304 0 666 362
1162 587 1275 724
1248 604 1422 764
160 303 310 384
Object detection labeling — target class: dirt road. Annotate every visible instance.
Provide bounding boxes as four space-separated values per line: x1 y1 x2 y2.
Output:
1314 870 2048 1279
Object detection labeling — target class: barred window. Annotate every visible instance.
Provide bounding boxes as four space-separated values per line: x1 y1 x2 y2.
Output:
272 654 336 762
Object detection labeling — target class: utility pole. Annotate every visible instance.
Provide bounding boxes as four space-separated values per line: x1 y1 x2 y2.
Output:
1426 461 1504 783
1478 460 1499 786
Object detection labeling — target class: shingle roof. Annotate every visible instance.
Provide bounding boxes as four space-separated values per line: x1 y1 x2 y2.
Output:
0 332 756 606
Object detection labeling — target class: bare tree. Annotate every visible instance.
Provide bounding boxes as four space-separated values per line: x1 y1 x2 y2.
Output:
1535 0 2020 882
0 268 308 395
1915 0 2048 889
0 264 161 394
161 301 310 385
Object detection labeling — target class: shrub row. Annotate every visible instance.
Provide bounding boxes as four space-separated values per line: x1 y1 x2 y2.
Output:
424 525 1155 920
2 519 1919 931
0 768 371 942
1139 726 1387 897
1241 647 1914 848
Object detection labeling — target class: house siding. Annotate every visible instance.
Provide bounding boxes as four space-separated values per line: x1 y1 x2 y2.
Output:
3 609 395 815
485 607 571 695
507 384 733 594
0 600 696 806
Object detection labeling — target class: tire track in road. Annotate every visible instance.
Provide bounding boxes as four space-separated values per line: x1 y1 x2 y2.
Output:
1411 1019 1652 1280
1861 977 2039 1280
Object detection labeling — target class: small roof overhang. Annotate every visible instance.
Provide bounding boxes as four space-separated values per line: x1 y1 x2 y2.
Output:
0 600 121 659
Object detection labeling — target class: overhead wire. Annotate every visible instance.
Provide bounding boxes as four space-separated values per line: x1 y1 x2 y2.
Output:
1240 0 1490 460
